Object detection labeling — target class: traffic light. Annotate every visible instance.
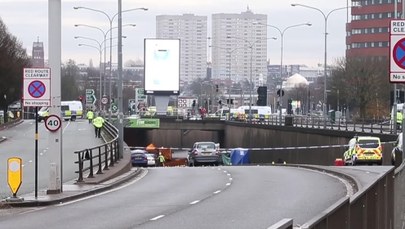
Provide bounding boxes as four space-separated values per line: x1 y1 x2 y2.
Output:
256 86 267 106
287 98 293 115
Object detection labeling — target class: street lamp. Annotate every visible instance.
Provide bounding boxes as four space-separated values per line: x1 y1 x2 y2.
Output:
255 22 311 125
226 36 276 123
77 43 103 110
74 23 136 109
74 6 147 118
291 4 348 122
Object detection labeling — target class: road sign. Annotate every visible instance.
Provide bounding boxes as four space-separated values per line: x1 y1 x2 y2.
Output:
23 68 51 107
101 97 108 105
85 89 96 105
277 89 285 97
390 20 405 82
7 157 22 196
44 115 62 132
111 103 118 112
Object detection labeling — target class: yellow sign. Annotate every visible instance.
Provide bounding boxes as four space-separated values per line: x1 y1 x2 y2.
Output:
8 157 22 196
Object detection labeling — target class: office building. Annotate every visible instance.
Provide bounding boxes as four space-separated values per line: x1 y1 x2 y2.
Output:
346 0 396 59
211 8 267 87
156 14 208 83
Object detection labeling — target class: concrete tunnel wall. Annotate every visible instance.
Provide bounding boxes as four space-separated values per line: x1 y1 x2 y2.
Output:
124 121 396 166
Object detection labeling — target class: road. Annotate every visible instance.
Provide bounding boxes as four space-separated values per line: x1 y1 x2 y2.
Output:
0 119 102 198
0 166 349 229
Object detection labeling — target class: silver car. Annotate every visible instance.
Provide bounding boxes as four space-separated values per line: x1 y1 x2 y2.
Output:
188 141 221 166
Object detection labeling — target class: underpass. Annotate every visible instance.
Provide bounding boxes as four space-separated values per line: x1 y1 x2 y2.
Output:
0 118 398 228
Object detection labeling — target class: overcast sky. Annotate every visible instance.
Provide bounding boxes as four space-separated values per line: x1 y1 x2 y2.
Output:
0 0 350 67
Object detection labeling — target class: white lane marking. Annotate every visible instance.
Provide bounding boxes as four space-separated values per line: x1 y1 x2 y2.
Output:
226 183 231 186
150 215 165 221
28 160 33 163
190 200 200 205
227 173 231 176
213 190 221 194
229 178 232 181
57 169 148 206
62 121 70 134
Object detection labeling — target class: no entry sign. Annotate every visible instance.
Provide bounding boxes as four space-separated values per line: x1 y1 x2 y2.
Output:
23 68 51 107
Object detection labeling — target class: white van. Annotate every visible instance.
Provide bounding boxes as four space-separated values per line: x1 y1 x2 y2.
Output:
236 106 272 116
38 101 83 122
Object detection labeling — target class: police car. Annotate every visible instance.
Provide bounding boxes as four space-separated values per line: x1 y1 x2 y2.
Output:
343 136 383 166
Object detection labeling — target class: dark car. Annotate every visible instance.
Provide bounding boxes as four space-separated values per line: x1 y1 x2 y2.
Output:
131 149 148 167
392 133 403 166
188 141 221 166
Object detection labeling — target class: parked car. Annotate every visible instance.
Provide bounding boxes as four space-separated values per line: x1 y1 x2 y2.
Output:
131 149 148 167
188 141 221 166
343 136 383 166
145 153 156 167
392 133 403 165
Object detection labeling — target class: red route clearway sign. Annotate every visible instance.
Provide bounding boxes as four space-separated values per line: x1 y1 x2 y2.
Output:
23 68 51 107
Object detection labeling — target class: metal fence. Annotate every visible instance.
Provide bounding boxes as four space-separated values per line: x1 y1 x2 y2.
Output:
74 121 119 182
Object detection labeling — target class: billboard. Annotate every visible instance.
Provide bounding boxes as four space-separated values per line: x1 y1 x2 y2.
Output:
144 38 180 95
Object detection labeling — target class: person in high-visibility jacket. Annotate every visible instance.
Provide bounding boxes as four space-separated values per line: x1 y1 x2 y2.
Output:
92 114 105 138
86 110 94 124
397 112 403 130
157 152 165 167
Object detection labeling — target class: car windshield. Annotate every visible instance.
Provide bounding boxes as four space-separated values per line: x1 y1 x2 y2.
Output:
197 143 215 150
358 140 379 148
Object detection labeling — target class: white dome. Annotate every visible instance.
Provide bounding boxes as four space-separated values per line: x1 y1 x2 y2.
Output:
284 73 309 90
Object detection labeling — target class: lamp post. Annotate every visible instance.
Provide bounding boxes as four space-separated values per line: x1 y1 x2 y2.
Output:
78 43 102 110
255 22 311 125
227 36 276 123
74 23 136 113
291 4 348 123
74 6 147 118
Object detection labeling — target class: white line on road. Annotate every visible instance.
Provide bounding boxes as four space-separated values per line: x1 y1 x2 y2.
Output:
57 169 148 206
226 183 231 186
150 215 165 221
213 190 221 194
190 200 200 205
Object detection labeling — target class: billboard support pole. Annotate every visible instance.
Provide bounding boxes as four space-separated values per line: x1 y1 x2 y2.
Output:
155 96 170 116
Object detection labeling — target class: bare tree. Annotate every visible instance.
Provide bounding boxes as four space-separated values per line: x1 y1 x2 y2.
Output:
330 58 390 120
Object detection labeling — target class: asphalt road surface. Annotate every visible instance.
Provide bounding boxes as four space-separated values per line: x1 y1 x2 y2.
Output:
0 119 103 198
0 166 348 229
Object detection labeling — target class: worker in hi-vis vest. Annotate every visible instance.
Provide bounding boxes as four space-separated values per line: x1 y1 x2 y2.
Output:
92 114 105 138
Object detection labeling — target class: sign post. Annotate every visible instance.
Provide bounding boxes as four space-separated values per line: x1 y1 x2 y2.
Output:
23 68 51 198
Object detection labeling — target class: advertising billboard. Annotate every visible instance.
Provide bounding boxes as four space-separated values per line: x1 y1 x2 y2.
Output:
144 38 180 95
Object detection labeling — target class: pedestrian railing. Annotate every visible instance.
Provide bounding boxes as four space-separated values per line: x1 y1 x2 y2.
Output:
74 121 119 182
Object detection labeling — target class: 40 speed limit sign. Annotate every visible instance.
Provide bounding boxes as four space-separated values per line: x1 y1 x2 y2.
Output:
45 115 62 132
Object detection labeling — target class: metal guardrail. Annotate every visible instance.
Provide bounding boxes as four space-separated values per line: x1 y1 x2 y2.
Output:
74 121 119 182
